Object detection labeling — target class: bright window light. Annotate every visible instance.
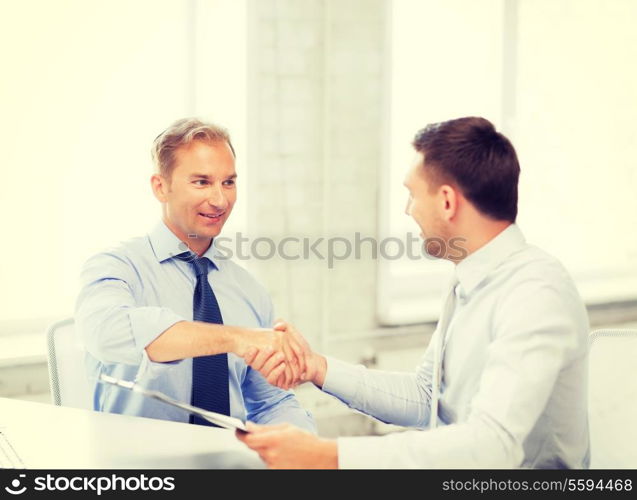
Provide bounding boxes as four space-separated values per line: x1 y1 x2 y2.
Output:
379 0 637 325
0 0 247 332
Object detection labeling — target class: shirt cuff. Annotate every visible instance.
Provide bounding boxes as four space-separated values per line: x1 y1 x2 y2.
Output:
128 307 186 381
136 349 184 382
321 356 365 406
129 306 185 352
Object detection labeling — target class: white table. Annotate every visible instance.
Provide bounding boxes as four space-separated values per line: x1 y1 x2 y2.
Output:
0 397 263 469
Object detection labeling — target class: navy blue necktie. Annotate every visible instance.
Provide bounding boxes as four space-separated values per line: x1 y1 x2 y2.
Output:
177 253 230 426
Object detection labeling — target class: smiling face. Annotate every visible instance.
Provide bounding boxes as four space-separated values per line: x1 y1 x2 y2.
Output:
151 140 237 255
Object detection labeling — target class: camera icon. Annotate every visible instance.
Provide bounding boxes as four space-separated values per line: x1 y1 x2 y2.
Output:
4 474 27 495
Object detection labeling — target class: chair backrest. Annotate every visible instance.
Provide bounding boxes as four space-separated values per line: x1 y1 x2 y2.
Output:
45 318 93 410
588 328 637 468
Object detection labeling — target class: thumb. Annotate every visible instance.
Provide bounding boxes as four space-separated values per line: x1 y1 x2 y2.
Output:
246 421 288 434
273 319 288 331
245 421 264 433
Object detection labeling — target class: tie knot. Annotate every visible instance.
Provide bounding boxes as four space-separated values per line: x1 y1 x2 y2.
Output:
175 252 210 277
191 257 210 277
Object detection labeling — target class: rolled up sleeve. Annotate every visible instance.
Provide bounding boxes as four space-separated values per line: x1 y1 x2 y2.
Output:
75 252 185 375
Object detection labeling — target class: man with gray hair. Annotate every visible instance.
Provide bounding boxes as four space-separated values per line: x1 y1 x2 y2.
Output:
75 118 314 431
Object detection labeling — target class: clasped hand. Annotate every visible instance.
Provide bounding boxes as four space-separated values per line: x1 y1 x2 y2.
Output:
241 321 319 390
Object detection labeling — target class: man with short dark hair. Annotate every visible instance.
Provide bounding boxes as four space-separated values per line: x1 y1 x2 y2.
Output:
75 118 315 431
238 117 590 468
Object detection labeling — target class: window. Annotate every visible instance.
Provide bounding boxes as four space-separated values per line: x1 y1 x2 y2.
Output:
378 0 637 325
0 0 247 332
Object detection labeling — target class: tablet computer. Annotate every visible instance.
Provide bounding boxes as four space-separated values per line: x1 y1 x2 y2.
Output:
99 373 248 433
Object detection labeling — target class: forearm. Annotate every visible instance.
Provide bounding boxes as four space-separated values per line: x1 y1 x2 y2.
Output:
321 357 429 427
145 321 250 362
337 412 521 469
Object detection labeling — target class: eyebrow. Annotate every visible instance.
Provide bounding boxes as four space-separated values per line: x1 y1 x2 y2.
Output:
189 173 238 180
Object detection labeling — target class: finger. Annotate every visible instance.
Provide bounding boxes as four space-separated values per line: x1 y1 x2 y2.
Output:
242 430 282 450
243 347 258 365
266 362 286 386
273 318 287 331
281 339 299 382
287 336 306 377
247 421 288 432
249 346 275 371
283 324 308 374
261 352 285 377
282 362 293 389
241 435 267 451
245 421 264 432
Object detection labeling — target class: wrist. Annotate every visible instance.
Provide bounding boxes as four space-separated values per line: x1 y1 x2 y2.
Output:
230 327 248 356
209 323 243 356
312 353 328 388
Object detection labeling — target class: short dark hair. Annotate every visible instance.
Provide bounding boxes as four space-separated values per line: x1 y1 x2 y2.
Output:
412 117 520 222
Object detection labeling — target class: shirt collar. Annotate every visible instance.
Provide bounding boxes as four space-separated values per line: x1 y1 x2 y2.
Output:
454 223 527 296
148 220 222 269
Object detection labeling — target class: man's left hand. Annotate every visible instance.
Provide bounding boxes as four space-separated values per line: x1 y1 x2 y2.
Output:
236 422 338 469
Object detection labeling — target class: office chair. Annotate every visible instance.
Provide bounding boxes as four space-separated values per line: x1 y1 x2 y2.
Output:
45 318 93 410
588 328 637 468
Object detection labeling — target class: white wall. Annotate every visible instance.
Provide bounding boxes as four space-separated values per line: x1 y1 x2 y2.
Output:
0 0 247 332
247 0 386 351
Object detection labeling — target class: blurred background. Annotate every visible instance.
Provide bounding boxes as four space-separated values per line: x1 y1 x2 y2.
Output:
1 0 636 439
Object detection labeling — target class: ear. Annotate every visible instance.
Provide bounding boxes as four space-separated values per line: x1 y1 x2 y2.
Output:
439 184 458 221
151 174 169 203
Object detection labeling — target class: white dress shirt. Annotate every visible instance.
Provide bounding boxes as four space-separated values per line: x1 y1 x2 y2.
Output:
323 224 590 468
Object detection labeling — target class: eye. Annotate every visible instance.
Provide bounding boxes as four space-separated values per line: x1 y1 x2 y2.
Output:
223 179 236 187
193 179 209 186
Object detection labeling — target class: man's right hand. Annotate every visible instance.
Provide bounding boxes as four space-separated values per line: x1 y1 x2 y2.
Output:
231 326 302 388
242 321 327 390
145 320 322 389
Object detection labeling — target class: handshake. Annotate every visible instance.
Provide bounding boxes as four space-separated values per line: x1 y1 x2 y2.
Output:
237 321 327 390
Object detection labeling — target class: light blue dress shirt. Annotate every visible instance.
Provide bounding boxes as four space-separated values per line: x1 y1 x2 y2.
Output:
75 221 315 432
323 224 590 468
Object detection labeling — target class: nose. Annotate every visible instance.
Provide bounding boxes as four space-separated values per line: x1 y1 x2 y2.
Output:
405 198 412 216
207 184 228 210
